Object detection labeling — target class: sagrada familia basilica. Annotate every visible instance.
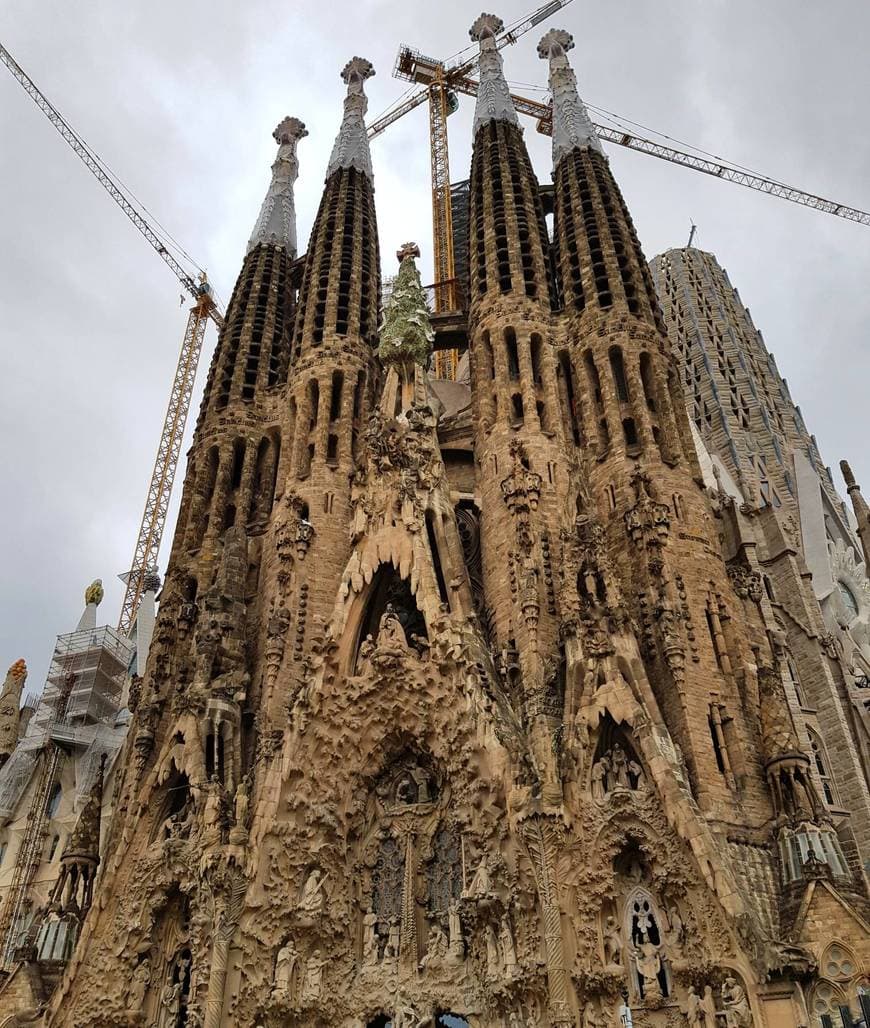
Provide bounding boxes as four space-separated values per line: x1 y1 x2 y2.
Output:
1 13 870 1028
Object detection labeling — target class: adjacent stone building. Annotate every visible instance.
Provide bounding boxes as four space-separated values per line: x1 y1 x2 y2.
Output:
650 245 870 861
1 17 868 1028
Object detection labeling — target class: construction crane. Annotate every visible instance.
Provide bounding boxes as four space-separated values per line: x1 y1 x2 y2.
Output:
367 2 869 377
0 41 225 637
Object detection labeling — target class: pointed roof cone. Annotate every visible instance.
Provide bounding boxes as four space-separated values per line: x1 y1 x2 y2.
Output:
247 116 308 255
76 579 103 632
378 242 435 369
470 13 520 136
0 659 27 765
537 28 603 165
326 57 375 181
841 459 870 568
61 753 107 864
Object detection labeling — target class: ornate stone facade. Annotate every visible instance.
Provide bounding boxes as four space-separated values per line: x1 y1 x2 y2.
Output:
7 19 868 1028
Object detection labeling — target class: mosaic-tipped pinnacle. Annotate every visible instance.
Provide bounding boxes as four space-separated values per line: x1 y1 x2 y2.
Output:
273 116 308 145
7 659 26 679
537 27 574 60
470 13 504 43
341 57 375 86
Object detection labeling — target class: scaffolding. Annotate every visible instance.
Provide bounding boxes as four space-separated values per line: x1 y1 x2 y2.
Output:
0 622 133 967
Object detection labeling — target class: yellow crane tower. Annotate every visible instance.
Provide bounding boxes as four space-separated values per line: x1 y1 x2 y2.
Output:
367 1 870 379
0 41 225 637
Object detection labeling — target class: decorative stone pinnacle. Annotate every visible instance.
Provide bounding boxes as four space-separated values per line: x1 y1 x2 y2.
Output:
536 27 574 60
341 56 375 91
248 115 306 255
327 57 375 181
470 13 504 44
85 579 104 606
538 26 603 164
396 241 420 262
7 659 26 680
470 12 519 135
378 245 434 368
273 116 308 146
840 459 857 488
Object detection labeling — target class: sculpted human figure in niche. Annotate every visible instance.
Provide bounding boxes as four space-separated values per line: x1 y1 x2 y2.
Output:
419 921 448 970
378 603 409 650
722 975 751 1027
299 868 327 915
591 754 609 802
464 854 493 898
634 930 664 997
611 744 631 789
300 951 325 1004
447 901 464 961
500 916 519 977
128 957 150 1010
603 914 623 966
273 939 299 998
686 986 717 1028
485 923 501 979
361 910 379 967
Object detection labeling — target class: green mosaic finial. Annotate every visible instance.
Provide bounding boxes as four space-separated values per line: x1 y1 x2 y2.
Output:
378 243 434 368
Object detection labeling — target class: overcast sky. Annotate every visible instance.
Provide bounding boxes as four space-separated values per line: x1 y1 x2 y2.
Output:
2 0 869 695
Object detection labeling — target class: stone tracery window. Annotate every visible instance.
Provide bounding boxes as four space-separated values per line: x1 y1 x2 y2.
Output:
822 942 856 980
372 835 404 920
810 980 847 1027
426 827 462 914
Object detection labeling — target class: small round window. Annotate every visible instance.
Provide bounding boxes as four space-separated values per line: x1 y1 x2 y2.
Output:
839 581 860 620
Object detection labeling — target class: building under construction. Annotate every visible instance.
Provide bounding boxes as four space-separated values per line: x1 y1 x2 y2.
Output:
0 580 154 1001
1 5 870 1028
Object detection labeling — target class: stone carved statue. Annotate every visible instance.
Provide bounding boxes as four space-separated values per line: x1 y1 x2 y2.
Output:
202 776 224 843
301 951 325 1004
384 919 400 960
603 914 623 966
592 744 645 799
633 932 663 997
500 916 519 977
377 604 409 650
485 923 501 979
722 975 751 1027
591 755 609 802
273 939 299 998
394 1000 427 1028
464 854 492 898
420 921 448 970
299 869 327 915
361 910 379 967
233 777 250 827
686 986 717 1028
128 957 150 1010
160 979 182 1021
611 744 631 788
447 901 464 961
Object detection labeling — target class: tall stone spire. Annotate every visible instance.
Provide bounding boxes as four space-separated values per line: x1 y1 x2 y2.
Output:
538 28 602 163
841 459 870 568
0 659 26 768
326 57 375 181
470 13 519 135
247 116 307 255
